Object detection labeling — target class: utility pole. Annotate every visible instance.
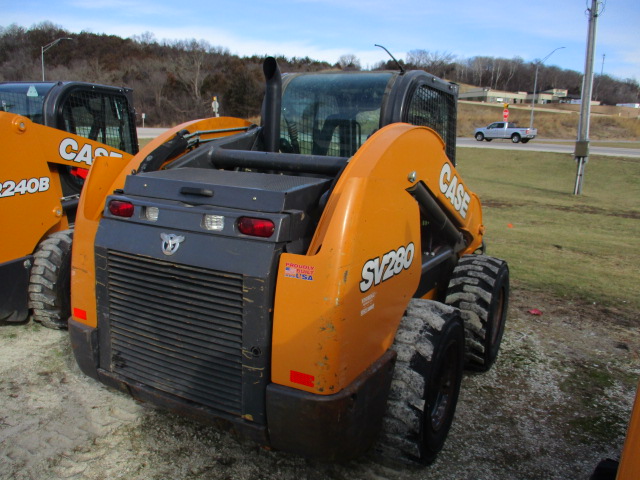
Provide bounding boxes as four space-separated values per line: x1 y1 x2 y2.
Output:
574 0 603 195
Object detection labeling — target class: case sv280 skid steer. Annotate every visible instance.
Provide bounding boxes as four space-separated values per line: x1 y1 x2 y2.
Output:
0 82 138 327
69 58 509 465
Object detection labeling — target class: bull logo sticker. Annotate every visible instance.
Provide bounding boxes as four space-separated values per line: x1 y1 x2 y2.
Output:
160 233 185 256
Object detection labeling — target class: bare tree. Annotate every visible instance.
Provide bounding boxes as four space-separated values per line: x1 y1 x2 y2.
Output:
406 50 456 78
338 54 361 70
503 57 523 91
166 39 210 102
132 31 157 45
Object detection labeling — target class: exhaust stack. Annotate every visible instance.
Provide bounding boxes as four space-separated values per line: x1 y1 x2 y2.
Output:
262 57 282 153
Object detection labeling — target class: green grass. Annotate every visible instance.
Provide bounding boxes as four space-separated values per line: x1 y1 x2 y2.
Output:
456 149 640 315
548 141 640 148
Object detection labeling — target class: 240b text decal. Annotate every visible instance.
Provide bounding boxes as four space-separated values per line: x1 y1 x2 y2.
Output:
0 177 50 198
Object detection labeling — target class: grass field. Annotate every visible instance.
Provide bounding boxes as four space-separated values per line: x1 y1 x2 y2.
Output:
457 102 640 140
456 148 639 318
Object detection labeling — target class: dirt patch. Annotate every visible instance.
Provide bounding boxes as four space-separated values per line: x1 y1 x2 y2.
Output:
483 200 640 221
1 286 638 480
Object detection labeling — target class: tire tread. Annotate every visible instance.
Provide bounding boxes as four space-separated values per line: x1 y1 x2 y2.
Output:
28 229 73 329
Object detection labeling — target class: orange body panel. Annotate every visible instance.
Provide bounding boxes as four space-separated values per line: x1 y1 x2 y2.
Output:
71 117 253 328
0 112 131 263
617 382 640 479
271 123 484 394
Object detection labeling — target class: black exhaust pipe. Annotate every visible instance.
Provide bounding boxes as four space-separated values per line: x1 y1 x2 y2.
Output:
262 57 282 153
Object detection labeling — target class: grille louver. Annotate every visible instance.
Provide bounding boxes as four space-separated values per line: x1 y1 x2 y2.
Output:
105 251 244 415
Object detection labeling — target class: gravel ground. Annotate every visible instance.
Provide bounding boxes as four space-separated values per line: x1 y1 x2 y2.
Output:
1 285 638 480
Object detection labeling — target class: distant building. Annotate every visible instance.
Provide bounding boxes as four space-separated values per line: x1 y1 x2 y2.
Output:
616 103 640 108
459 88 528 104
460 87 570 104
566 98 601 106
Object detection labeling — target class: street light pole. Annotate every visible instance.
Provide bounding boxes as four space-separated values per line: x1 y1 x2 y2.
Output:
574 0 603 195
41 37 73 81
529 47 565 129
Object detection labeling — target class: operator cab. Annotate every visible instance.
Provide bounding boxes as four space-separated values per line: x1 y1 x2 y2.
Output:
279 70 458 164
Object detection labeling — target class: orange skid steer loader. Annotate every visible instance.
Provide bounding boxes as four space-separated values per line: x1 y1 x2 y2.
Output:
69 58 509 465
0 82 137 327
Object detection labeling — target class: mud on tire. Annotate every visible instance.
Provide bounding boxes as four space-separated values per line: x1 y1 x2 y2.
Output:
445 254 509 372
376 299 465 466
28 229 73 329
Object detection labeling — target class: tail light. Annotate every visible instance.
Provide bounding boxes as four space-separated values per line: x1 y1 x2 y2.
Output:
108 200 134 218
237 217 275 238
71 167 89 179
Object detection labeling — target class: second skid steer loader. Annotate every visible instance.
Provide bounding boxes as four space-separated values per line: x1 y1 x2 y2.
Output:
69 58 509 465
0 81 137 327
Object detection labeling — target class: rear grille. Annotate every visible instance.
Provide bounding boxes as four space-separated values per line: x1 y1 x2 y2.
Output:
105 250 244 415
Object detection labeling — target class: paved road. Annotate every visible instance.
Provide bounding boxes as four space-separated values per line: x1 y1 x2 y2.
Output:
137 129 639 158
457 137 640 158
137 127 170 138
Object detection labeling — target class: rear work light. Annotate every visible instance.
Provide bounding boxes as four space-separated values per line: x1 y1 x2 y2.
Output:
144 206 159 222
108 200 134 218
203 214 224 231
237 217 275 238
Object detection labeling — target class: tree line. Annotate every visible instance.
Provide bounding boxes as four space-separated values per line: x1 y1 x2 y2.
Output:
1 22 638 127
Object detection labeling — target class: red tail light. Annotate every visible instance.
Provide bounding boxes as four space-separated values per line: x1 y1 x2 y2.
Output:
70 167 89 179
237 217 275 237
108 200 134 217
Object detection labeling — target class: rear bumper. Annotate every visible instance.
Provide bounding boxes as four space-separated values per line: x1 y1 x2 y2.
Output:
266 350 396 461
69 318 395 461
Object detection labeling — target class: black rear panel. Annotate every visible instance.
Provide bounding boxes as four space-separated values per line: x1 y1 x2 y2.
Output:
94 167 330 426
106 251 244 415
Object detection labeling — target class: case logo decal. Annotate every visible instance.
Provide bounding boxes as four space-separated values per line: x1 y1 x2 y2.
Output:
59 137 123 166
439 163 471 219
359 243 415 293
160 233 185 256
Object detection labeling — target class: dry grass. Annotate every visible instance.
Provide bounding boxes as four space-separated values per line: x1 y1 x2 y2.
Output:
457 102 640 140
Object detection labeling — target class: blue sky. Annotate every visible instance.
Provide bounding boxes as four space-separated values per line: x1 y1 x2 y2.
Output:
5 0 640 80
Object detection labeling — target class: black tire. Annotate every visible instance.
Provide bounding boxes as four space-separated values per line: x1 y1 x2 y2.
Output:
475 132 484 141
377 299 465 466
521 138 530 144
28 229 73 329
511 133 521 143
485 138 492 142
445 255 509 372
